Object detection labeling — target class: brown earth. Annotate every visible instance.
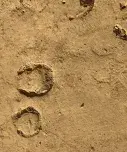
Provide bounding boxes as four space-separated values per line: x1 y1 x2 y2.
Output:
0 0 127 152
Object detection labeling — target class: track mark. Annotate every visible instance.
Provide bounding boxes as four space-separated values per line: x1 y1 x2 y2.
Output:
17 63 53 97
12 106 41 138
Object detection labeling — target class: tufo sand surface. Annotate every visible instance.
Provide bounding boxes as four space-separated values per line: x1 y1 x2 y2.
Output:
0 0 127 152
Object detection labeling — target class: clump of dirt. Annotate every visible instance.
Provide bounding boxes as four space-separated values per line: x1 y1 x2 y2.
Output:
113 24 127 40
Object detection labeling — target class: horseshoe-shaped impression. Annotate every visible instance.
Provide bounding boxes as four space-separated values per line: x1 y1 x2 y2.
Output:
12 106 42 138
17 63 54 97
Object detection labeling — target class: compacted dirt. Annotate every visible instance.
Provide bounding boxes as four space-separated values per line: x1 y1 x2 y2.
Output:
0 0 127 152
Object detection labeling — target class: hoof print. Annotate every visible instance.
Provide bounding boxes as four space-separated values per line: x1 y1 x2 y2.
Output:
12 106 41 138
17 63 53 97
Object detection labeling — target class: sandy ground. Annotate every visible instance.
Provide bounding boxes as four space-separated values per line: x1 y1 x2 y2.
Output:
0 0 127 152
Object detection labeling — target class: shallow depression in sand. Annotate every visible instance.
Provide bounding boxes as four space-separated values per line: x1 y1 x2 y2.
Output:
17 63 53 97
12 107 41 138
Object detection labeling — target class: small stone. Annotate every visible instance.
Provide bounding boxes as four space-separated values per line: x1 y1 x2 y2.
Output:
120 2 127 10
61 0 66 4
20 0 23 3
80 103 84 108
113 24 127 40
68 15 75 21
